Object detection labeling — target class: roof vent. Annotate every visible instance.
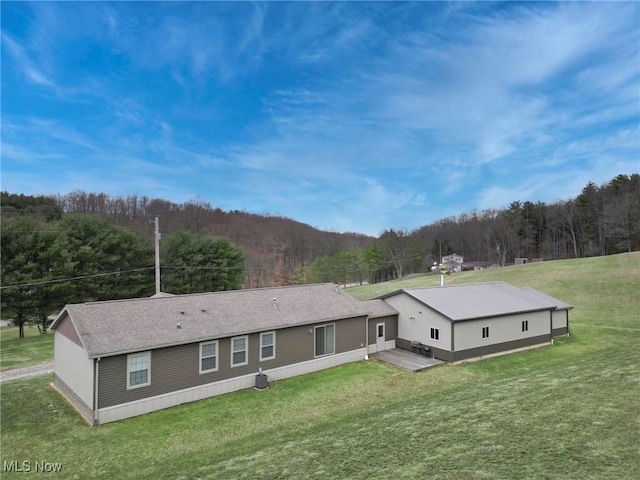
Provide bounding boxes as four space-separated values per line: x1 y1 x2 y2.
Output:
201 309 206 313
272 298 278 309
176 323 182 329
335 284 340 293
179 311 185 315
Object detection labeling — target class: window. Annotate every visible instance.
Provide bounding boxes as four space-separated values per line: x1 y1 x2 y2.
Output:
231 336 248 367
482 326 490 339
127 352 150 389
260 331 276 361
200 341 218 373
430 328 440 341
315 324 335 357
522 320 529 332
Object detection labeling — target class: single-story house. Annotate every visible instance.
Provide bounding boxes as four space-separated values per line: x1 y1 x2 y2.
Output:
50 284 398 425
50 281 570 425
379 282 572 363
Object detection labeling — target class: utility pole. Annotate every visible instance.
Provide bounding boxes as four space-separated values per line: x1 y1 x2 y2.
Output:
439 240 444 287
154 216 162 295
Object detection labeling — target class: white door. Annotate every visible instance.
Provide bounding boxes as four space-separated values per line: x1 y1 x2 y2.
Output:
376 323 385 352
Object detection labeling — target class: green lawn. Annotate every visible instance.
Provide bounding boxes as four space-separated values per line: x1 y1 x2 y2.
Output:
0 325 54 372
1 252 639 479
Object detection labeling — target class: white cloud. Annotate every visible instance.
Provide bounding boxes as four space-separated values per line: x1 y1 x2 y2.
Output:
1 32 56 89
2 2 637 235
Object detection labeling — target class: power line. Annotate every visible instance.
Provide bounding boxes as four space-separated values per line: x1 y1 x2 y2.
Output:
1 265 274 290
0 267 155 290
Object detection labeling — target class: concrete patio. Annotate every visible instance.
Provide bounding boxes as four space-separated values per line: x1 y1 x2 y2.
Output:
371 348 445 372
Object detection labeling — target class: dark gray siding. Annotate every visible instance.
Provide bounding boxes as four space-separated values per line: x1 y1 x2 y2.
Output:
396 334 548 363
395 338 412 351
396 337 454 362
552 327 569 336
451 334 550 362
98 315 366 408
367 315 398 345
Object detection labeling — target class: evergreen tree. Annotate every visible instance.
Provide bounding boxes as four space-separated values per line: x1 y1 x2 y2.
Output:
161 231 245 294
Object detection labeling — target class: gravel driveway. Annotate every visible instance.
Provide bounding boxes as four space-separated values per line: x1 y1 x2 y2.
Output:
0 362 55 383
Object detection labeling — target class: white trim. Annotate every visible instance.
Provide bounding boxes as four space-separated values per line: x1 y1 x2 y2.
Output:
481 326 490 339
430 327 440 342
375 322 385 352
231 335 249 367
97 348 366 424
126 351 151 389
260 331 276 361
199 340 219 374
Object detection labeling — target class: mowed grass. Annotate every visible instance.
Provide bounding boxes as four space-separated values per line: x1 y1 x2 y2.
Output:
1 253 639 479
0 325 54 371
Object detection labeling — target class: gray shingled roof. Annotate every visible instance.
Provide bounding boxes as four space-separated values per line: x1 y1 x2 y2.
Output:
383 282 570 322
53 284 367 358
362 299 399 319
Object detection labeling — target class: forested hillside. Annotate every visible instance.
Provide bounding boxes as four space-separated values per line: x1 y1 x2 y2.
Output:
2 173 638 312
1 191 373 289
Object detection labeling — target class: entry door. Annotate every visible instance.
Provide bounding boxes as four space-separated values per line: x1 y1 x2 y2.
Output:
376 323 385 352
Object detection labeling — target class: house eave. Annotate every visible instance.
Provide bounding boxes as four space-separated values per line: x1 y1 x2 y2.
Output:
449 307 556 323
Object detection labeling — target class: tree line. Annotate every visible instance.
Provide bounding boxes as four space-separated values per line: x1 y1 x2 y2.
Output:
308 174 640 284
2 173 638 334
0 212 244 337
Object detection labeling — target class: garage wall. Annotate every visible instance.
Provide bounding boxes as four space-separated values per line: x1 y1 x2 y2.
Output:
54 323 94 408
454 310 550 351
383 293 451 349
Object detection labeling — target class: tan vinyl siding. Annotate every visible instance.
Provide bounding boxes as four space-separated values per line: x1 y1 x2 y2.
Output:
384 294 451 347
54 331 94 408
552 310 568 330
98 315 366 408
453 310 551 352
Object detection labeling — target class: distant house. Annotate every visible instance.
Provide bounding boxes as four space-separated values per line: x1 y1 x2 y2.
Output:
50 284 398 425
441 253 463 272
51 281 570 425
379 282 571 363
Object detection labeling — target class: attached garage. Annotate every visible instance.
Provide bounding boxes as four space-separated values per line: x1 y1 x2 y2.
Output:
380 282 572 363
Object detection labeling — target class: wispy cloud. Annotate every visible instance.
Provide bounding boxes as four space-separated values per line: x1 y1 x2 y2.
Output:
2 2 638 234
1 32 55 88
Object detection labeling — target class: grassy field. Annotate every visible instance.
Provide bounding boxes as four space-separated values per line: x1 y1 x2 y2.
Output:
1 252 638 479
0 325 54 372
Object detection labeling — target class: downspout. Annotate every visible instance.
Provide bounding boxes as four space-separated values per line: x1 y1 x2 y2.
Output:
549 311 554 345
93 357 100 426
365 315 369 358
450 321 455 362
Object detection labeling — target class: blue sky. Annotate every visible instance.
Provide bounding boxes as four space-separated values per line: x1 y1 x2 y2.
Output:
2 1 639 236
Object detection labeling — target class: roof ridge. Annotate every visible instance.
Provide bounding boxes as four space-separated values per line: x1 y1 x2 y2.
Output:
67 283 337 307
405 281 508 290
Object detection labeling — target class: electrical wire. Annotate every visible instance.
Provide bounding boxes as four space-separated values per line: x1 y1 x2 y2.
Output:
0 267 155 289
